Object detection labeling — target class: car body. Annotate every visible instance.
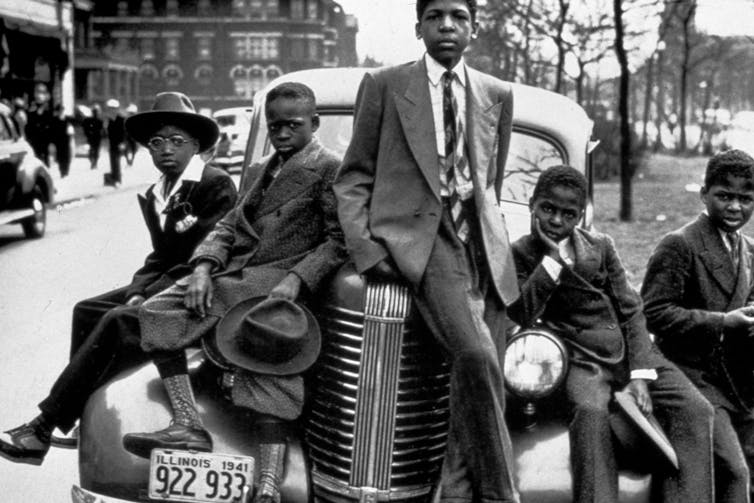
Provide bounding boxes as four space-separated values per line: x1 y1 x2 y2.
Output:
209 107 252 173
0 102 54 238
72 68 650 503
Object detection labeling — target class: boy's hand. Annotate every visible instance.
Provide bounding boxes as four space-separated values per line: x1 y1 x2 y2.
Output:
367 258 401 282
624 379 653 416
185 262 214 317
125 294 145 307
723 306 754 330
532 215 560 260
269 273 302 301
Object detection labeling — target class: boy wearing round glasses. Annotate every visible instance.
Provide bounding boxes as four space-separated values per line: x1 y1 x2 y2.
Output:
0 92 238 465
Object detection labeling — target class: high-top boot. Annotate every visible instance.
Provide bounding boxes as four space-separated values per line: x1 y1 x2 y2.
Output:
254 442 286 503
122 373 212 459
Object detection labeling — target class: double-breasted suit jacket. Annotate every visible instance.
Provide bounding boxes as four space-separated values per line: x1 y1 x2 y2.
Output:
333 58 519 305
642 213 754 409
510 228 665 377
131 164 239 300
140 138 347 352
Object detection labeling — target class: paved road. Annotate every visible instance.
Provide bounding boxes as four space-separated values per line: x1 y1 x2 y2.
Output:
0 183 152 502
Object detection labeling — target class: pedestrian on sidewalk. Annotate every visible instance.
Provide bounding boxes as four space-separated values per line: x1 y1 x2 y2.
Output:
83 104 104 170
51 104 74 178
26 83 53 167
105 99 126 186
125 103 139 167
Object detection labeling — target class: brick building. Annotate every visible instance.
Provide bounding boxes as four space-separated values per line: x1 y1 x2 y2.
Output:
79 0 358 111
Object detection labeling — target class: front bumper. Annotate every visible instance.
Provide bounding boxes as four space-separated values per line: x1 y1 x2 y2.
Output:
71 485 137 503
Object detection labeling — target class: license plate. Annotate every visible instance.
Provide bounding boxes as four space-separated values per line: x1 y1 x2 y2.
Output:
148 449 255 502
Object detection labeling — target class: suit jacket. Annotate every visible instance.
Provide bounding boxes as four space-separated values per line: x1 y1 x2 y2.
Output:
188 137 347 318
510 228 665 377
129 164 238 300
641 213 754 408
333 59 519 305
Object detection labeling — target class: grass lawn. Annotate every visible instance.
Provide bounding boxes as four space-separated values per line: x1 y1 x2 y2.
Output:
593 152 754 288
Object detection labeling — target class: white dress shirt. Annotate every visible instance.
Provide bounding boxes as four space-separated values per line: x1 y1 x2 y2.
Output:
148 156 204 230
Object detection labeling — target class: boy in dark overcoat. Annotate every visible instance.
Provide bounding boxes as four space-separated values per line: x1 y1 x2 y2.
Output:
333 1 520 501
509 165 714 503
642 149 754 502
121 83 346 473
0 92 237 465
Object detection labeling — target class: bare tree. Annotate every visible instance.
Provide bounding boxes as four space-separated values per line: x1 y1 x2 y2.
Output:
614 0 633 221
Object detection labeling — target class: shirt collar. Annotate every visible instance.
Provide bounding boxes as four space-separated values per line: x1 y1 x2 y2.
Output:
150 155 204 200
425 53 467 88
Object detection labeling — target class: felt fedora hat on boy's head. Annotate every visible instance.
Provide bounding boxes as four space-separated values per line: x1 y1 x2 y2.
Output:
214 296 321 376
125 91 219 153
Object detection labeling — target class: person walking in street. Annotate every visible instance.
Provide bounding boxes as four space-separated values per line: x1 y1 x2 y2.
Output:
0 92 237 466
51 104 73 178
82 103 105 170
333 1 520 501
105 98 126 186
125 103 139 167
26 83 53 166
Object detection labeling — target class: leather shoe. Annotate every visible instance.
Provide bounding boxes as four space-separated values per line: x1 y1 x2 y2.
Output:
123 423 212 459
0 422 51 465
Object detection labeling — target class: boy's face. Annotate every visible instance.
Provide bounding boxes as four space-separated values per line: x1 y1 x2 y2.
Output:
701 174 754 233
147 125 199 179
529 185 585 243
415 0 478 69
266 97 319 159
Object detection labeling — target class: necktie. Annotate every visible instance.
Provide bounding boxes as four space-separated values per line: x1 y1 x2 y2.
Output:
727 232 740 270
442 71 471 243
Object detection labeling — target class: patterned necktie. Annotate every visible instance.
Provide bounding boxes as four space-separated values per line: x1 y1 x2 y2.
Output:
727 232 740 270
442 71 471 243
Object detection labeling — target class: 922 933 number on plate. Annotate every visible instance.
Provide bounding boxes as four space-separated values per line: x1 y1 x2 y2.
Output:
148 449 255 502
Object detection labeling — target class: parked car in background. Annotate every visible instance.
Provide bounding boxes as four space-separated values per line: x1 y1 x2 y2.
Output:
0 102 54 238
71 68 651 503
720 110 754 156
209 107 252 173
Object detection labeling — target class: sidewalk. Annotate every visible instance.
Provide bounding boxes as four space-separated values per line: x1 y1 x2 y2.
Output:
49 148 158 207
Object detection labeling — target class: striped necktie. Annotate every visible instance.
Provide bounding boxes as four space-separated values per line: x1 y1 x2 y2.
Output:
442 70 471 242
727 232 740 270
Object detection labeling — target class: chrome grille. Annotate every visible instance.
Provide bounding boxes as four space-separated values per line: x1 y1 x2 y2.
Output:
307 280 451 502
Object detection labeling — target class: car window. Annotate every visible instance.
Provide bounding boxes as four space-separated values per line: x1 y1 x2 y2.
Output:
503 132 566 204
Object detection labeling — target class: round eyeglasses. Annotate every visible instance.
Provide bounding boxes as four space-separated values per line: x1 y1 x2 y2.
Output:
147 135 190 150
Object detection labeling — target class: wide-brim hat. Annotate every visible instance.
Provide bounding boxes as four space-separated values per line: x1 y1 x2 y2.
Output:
214 296 321 376
610 390 679 473
125 92 219 152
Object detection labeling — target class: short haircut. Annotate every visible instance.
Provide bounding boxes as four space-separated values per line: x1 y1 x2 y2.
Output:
265 82 316 114
532 165 589 208
704 149 754 189
416 0 477 21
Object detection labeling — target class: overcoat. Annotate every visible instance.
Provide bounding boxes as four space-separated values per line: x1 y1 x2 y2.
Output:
642 213 754 409
333 58 519 305
140 138 346 352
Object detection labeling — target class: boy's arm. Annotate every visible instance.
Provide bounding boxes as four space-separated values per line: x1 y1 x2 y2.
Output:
333 72 389 274
602 235 664 371
189 192 246 271
641 233 729 344
508 241 561 327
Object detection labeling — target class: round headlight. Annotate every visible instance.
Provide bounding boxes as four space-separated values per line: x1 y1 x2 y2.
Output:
503 328 568 400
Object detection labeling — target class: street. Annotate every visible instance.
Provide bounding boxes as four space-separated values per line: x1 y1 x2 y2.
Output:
0 186 152 502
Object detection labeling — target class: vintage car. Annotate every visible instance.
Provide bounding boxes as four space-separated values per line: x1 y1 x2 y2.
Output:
0 101 54 238
209 107 253 173
70 68 651 503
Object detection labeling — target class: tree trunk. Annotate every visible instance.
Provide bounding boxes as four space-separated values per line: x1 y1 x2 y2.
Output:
613 0 632 222
554 0 570 94
653 49 665 151
641 56 654 150
678 2 696 153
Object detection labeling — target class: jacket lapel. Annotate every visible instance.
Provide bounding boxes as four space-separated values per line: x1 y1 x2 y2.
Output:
465 67 501 206
138 186 161 237
728 235 753 309
560 230 602 293
697 214 737 296
394 59 441 201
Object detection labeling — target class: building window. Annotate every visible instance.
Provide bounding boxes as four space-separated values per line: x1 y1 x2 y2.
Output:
166 0 179 16
308 39 319 60
117 1 128 16
162 64 184 87
307 0 318 20
232 0 245 15
290 38 305 60
139 64 159 94
141 38 155 60
197 37 212 60
266 65 282 81
232 35 279 60
198 0 211 15
165 38 180 61
141 0 155 16
266 0 279 17
194 64 213 86
291 0 304 19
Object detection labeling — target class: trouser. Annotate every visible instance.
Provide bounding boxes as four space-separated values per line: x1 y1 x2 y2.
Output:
70 285 131 357
710 403 754 503
411 201 519 503
88 138 101 167
566 362 714 503
108 147 121 183
39 300 147 432
56 140 71 177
